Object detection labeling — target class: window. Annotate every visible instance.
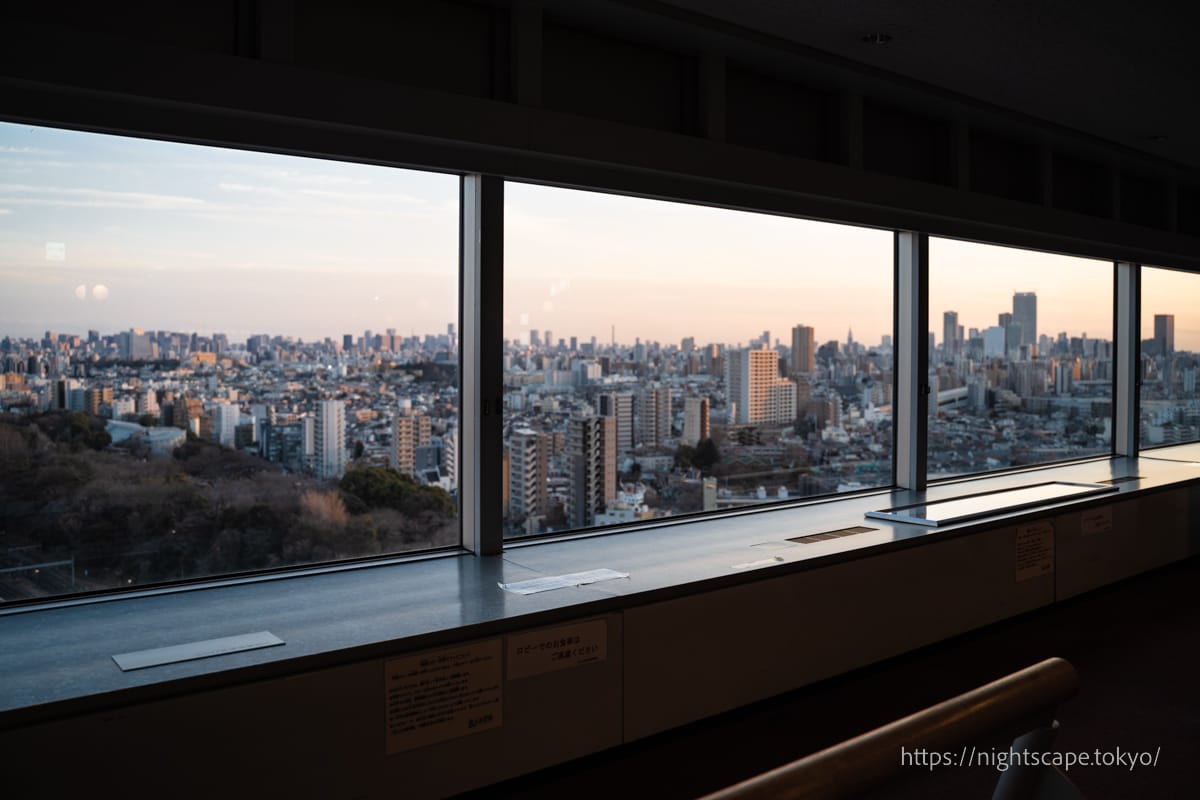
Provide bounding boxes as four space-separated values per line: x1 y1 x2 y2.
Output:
927 238 1113 479
502 182 893 538
1139 266 1200 447
0 122 460 603
0 120 1172 607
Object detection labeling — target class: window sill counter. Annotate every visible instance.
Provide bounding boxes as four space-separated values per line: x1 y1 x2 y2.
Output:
2 450 1197 730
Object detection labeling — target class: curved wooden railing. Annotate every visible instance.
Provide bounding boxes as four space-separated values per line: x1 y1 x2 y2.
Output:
699 657 1080 800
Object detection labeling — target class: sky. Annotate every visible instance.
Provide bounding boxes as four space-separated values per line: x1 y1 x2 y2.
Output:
3 121 1199 351
929 237 1113 345
0 121 458 342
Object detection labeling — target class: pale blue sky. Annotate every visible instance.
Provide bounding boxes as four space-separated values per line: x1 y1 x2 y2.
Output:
0 121 457 342
3 121 1197 350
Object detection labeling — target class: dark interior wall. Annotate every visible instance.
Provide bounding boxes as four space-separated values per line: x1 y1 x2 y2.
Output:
1 0 1198 269
724 66 834 162
542 18 698 134
969 130 1040 205
291 0 509 100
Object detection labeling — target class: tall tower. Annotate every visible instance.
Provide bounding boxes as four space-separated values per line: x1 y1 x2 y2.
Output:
567 415 616 528
790 325 815 374
442 425 459 490
508 429 550 525
726 346 796 425
942 311 959 360
637 386 671 447
213 403 239 448
315 399 347 480
392 412 431 476
1154 314 1175 356
681 396 710 446
597 392 635 453
1012 292 1037 348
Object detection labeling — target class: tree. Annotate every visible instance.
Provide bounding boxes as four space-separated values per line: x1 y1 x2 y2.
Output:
340 466 455 517
674 444 696 469
694 438 720 471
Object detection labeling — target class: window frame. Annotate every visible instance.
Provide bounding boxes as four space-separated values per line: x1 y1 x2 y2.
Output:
493 176 902 544
0 109 1170 609
0 119 474 605
921 235 1123 483
1136 263 1200 451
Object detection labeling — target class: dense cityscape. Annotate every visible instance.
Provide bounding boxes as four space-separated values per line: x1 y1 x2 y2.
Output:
0 325 460 600
2 288 1198 597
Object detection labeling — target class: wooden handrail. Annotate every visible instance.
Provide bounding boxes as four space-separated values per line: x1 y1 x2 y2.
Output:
699 657 1079 800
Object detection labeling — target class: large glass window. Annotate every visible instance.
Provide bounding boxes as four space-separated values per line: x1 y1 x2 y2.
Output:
0 122 460 602
1139 266 1200 447
502 182 893 538
927 238 1112 479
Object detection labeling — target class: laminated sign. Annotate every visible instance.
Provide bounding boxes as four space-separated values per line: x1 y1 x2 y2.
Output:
385 640 503 754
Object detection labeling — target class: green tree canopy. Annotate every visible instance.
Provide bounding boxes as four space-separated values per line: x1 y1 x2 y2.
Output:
693 438 720 470
339 467 455 517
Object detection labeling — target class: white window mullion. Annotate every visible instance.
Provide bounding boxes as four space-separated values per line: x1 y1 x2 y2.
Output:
460 175 504 555
1114 261 1140 456
895 231 929 490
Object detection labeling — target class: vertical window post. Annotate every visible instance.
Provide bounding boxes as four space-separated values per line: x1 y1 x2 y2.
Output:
1114 261 1139 456
895 231 928 490
461 175 504 555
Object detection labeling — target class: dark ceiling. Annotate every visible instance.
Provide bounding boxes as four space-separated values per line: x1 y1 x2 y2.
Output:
661 0 1200 172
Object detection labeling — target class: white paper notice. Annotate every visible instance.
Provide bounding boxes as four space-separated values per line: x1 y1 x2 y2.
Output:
731 556 785 570
498 568 629 595
1080 507 1113 537
1015 521 1055 582
507 619 608 680
384 640 502 754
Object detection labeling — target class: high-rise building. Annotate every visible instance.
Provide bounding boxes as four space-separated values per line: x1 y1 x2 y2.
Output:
1013 292 1037 348
442 426 459 490
598 392 635 453
681 396 710 446
113 395 136 419
84 386 113 416
213 403 239 448
726 346 796 425
177 397 204 433
120 328 155 360
315 399 347 480
262 418 315 473
983 326 1006 358
790 325 815 375
637 386 671 447
942 311 959 360
1154 314 1175 356
508 429 550 526
392 412 431 476
567 415 616 529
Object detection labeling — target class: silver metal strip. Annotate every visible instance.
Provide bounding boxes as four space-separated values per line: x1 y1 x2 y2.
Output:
460 175 504 556
895 231 928 490
112 631 283 672
1114 261 1139 456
